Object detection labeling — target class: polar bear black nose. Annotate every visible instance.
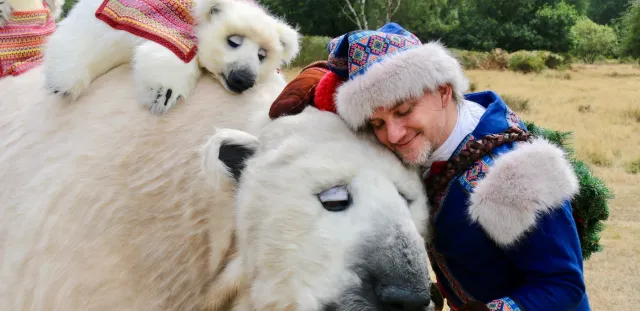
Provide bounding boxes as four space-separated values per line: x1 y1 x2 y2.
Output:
378 285 431 311
226 69 256 93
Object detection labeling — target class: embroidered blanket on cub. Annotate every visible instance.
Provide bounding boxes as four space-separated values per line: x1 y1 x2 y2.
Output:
95 0 198 63
0 1 56 77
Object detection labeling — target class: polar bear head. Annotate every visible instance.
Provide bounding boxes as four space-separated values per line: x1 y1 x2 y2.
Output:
193 0 300 94
202 107 440 310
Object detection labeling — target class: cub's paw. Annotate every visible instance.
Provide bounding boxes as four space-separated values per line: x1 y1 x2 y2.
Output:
132 40 200 115
44 75 87 101
0 0 12 27
140 86 184 115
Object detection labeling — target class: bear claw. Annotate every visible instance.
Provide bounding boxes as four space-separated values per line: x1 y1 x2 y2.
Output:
144 86 182 115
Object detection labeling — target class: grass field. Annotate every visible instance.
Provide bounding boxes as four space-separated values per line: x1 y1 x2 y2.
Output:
283 64 640 310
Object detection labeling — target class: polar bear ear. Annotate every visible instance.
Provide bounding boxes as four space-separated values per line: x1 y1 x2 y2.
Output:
275 22 301 65
201 128 260 183
193 0 225 23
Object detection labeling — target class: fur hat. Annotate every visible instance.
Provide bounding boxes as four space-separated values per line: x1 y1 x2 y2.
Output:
318 22 470 131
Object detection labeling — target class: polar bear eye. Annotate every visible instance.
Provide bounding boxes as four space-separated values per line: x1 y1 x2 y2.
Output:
227 35 243 48
258 48 267 61
318 185 351 212
210 6 220 14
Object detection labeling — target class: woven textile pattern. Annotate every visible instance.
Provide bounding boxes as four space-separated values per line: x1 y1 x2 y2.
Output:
95 0 198 62
0 2 56 77
327 26 421 80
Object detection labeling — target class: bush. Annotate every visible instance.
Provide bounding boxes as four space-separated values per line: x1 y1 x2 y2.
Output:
536 51 567 69
288 36 332 68
508 51 546 73
570 17 618 64
450 48 508 70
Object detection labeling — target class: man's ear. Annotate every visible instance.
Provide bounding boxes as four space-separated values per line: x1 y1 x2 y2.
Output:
438 84 454 108
201 128 259 184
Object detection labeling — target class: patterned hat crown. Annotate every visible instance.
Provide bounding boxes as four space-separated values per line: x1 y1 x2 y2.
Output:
327 22 422 81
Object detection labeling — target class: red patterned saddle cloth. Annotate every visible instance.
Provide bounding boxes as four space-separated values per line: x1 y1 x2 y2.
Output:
95 0 198 62
0 1 56 77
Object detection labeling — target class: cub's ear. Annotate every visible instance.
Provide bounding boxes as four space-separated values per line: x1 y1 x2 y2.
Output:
193 0 225 23
201 128 259 185
274 21 301 64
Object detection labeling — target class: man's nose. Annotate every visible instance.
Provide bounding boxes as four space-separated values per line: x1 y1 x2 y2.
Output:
386 120 406 144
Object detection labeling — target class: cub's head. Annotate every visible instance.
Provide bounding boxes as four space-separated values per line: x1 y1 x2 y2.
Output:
202 107 442 311
193 0 300 94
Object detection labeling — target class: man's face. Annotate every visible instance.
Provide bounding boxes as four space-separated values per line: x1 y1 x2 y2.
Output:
367 86 452 166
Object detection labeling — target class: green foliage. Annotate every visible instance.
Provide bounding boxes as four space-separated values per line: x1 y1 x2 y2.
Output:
531 1 581 52
525 121 613 260
536 50 568 68
588 0 631 25
508 51 547 73
288 36 332 68
617 1 640 59
570 17 619 63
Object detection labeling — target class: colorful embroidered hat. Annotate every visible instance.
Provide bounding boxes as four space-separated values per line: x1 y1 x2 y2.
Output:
319 22 469 130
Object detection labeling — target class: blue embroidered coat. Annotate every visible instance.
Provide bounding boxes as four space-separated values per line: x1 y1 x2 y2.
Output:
425 91 591 311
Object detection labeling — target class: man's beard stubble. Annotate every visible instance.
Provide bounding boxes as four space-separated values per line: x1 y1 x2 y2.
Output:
394 135 434 168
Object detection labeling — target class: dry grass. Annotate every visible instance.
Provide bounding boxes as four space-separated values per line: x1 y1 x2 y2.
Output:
281 63 640 310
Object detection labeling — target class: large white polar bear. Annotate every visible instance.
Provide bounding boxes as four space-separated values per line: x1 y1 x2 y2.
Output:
0 63 437 310
43 0 299 114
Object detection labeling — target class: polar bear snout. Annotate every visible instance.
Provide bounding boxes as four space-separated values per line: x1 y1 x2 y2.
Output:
224 67 256 93
378 286 431 310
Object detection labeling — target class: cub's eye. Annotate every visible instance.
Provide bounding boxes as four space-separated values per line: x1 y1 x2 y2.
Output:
209 5 220 14
227 35 243 48
318 185 351 212
258 48 266 61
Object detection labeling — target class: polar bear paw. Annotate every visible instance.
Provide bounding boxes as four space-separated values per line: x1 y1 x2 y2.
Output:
139 86 184 115
0 0 11 27
132 41 201 115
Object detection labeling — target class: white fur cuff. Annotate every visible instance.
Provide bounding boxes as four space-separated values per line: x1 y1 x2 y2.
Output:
467 138 580 248
334 41 469 130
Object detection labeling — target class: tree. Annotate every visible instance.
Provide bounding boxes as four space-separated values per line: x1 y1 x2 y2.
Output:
385 0 402 23
531 1 580 52
617 1 640 58
571 17 618 63
343 0 369 29
588 0 630 25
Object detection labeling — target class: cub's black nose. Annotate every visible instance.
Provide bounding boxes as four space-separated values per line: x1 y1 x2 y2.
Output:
226 69 255 93
378 285 431 311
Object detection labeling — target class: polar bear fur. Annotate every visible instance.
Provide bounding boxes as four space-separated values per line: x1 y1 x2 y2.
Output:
0 64 435 310
43 0 299 115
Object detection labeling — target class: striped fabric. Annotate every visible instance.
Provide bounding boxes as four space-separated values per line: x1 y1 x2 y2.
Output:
95 0 198 63
0 2 56 77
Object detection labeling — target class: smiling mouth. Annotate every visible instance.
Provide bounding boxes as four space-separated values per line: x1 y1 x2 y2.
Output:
396 132 421 148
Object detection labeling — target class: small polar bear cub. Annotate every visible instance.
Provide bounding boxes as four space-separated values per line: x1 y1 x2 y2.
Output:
202 107 439 310
43 0 300 115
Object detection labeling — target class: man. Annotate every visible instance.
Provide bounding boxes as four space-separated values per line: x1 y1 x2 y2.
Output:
269 22 591 311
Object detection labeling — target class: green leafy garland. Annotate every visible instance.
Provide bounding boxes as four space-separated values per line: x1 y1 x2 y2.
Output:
524 121 613 260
